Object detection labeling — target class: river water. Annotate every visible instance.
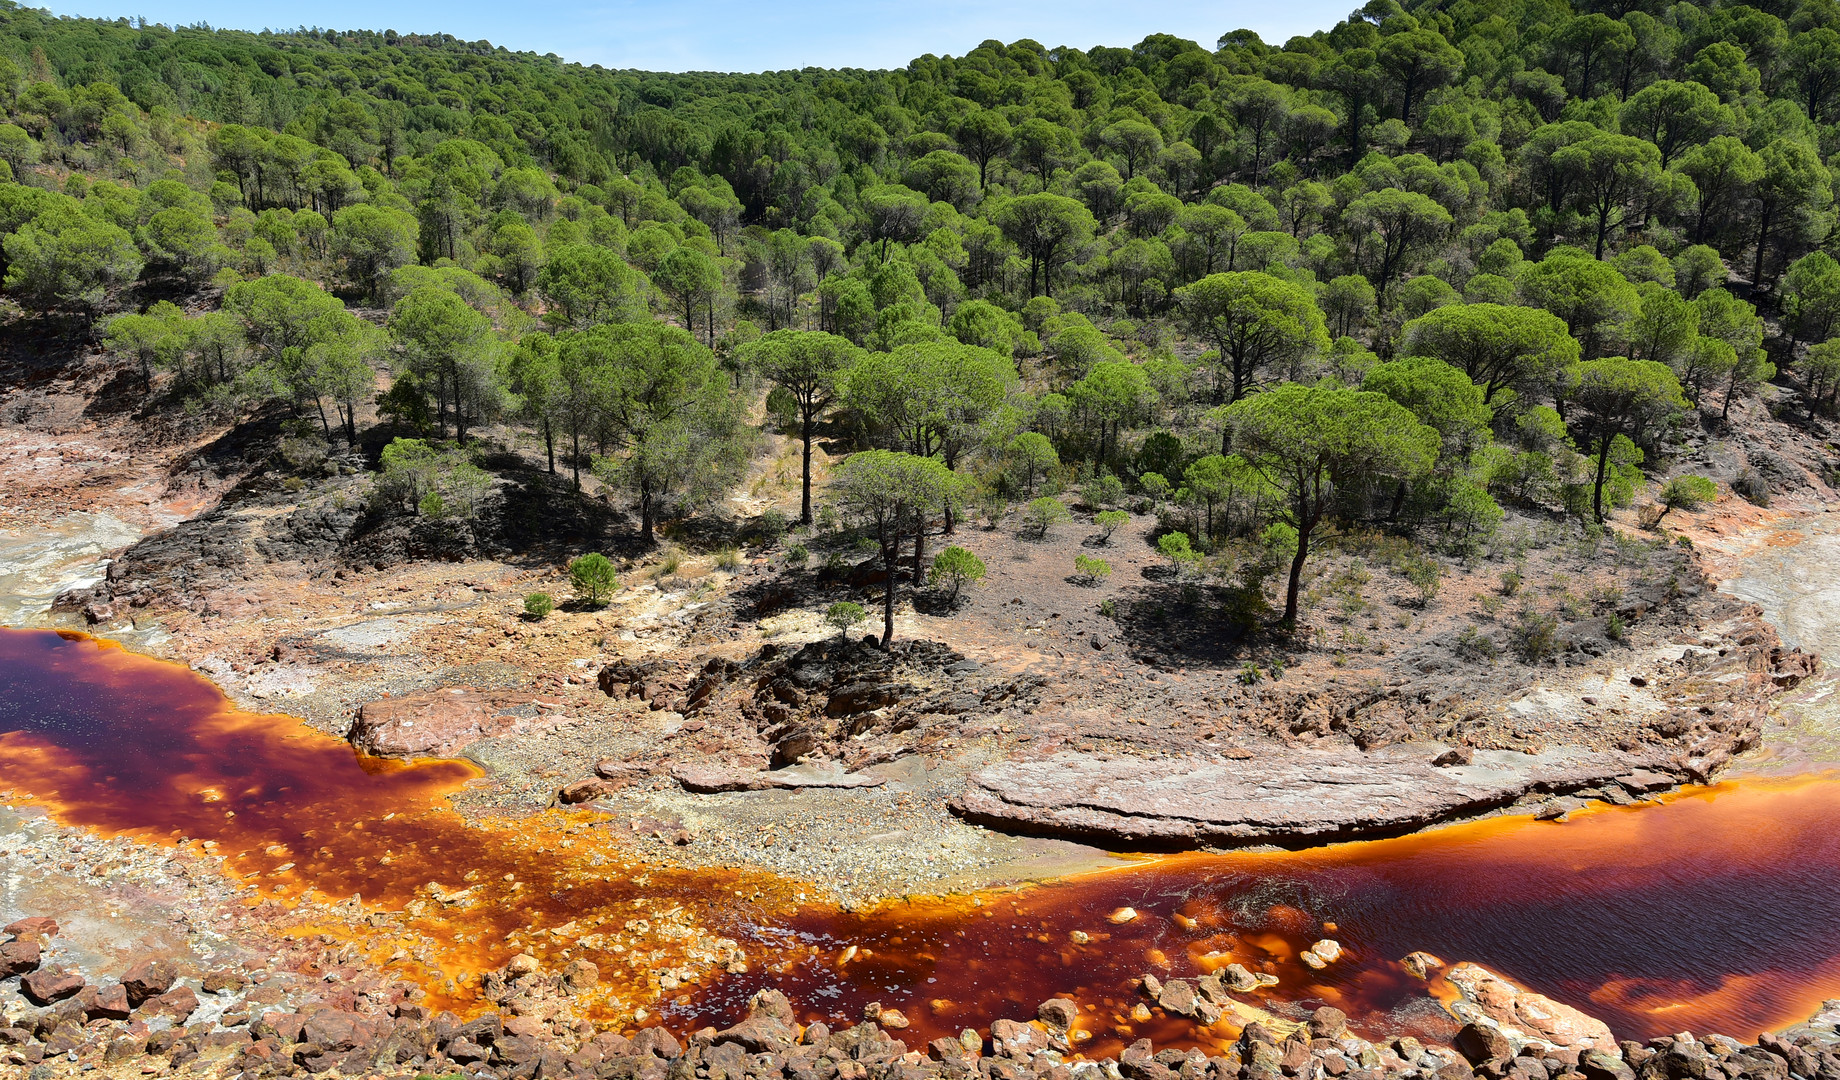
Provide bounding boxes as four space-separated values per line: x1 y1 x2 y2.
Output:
2 516 1839 1051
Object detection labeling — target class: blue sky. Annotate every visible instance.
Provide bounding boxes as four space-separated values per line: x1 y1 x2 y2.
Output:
45 0 1354 72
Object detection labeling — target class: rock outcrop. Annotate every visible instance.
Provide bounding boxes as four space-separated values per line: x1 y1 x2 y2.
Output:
347 687 548 759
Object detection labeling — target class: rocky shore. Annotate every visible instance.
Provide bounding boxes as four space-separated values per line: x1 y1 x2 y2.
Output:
6 909 1840 1080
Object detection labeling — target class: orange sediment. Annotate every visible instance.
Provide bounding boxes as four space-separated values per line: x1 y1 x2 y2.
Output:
4 628 1840 1051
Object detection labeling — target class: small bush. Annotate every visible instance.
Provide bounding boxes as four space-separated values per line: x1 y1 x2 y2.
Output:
714 546 742 571
756 509 790 546
1158 531 1196 573
930 545 988 600
1083 472 1124 508
784 543 810 566
1401 554 1441 604
1094 510 1129 543
569 552 618 606
1022 496 1071 539
1606 611 1627 641
417 491 447 519
1453 625 1498 661
1073 554 1112 585
1498 568 1522 596
655 547 684 578
523 592 554 619
1098 598 1117 619
1509 607 1560 663
825 601 866 637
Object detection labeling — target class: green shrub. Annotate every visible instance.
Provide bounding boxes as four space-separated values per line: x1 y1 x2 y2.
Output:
1158 531 1196 572
714 546 742 571
1401 554 1441 604
1022 496 1071 539
523 592 554 619
1082 472 1124 508
1453 625 1498 661
1509 607 1559 663
417 490 447 519
825 601 866 637
1606 611 1627 641
756 509 790 546
1094 510 1129 543
929 545 987 600
569 552 618 606
1073 554 1112 584
785 543 810 566
1654 474 1718 524
1098 598 1117 618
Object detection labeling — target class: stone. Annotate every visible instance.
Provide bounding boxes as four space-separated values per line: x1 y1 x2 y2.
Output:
1447 964 1617 1054
1157 980 1199 1018
201 969 248 994
1302 940 1343 968
1223 964 1261 993
879 1008 910 1029
951 738 1692 848
1401 952 1444 980
87 983 132 1021
505 953 541 977
447 1037 489 1064
1108 907 1139 924
560 777 627 804
1309 1008 1349 1041
2 918 57 940
20 968 83 1005
1433 747 1475 767
348 687 537 759
145 985 200 1023
1038 1000 1078 1032
1456 1024 1514 1066
562 959 600 993
120 958 176 1005
0 938 41 979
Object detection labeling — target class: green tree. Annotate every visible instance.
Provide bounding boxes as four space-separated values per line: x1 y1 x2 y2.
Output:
654 245 723 345
1783 251 1840 344
744 329 861 524
1401 303 1580 409
1550 131 1663 259
832 449 964 644
1750 138 1832 288
825 601 867 638
1175 271 1329 404
330 204 415 302
539 242 644 329
993 193 1095 298
1653 474 1717 524
929 544 987 601
1223 383 1438 625
1345 188 1452 304
1010 431 1058 497
4 209 141 317
389 285 501 442
1619 81 1729 168
568 552 618 606
1565 357 1687 523
955 109 1012 189
1516 251 1640 358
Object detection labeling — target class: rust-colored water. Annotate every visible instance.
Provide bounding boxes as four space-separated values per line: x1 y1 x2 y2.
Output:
4 628 1839 1051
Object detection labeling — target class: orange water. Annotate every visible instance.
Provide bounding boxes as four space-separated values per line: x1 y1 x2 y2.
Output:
4 628 1837 1050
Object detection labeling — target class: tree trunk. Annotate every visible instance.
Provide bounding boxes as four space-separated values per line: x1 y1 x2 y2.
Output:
544 421 555 474
1592 435 1613 523
640 481 655 546
800 414 815 525
1284 520 1311 626
881 537 897 645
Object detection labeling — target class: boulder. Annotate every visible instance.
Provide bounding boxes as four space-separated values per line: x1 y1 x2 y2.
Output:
2 917 57 940
1157 979 1199 1017
87 984 132 1021
1446 963 1617 1054
1223 964 1261 993
560 777 627 804
1401 952 1444 980
20 968 84 1005
1455 1023 1513 1066
0 938 40 979
120 958 176 1005
562 959 600 994
1038 999 1078 1032
348 687 535 759
144 985 200 1023
1309 1008 1349 1041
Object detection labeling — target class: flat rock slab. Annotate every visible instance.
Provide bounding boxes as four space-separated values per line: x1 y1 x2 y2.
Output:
951 743 1665 849
348 687 544 760
672 764 886 794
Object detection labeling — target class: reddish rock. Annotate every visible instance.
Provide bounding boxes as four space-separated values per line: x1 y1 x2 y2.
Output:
201 969 248 994
348 687 535 759
1455 1023 1513 1066
0 938 41 978
1446 963 1617 1054
3 917 57 939
559 777 626 804
20 968 85 1005
88 983 132 1021
120 958 176 1005
145 985 200 1023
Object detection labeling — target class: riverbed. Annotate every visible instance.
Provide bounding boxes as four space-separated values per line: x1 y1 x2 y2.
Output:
1 514 1838 1052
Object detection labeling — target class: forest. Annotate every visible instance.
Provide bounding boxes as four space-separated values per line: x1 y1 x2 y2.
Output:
0 0 1830 640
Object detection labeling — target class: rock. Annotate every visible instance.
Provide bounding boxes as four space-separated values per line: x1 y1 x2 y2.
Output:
1223 964 1261 993
20 969 83 1005
1446 963 1617 1054
2 918 57 940
1309 1008 1349 1041
87 984 132 1021
201 969 248 994
1456 1023 1514 1066
1038 999 1078 1032
562 959 599 993
505 953 541 977
878 1008 910 1029
1157 980 1199 1017
1301 940 1343 968
348 687 536 759
1108 907 1139 924
630 1026 681 1059
672 765 772 793
1401 952 1445 980
0 938 41 978
951 743 1657 848
1581 1050 1637 1080
120 959 176 1006
1433 747 1475 767
560 777 627 804
145 986 200 1023
447 1037 489 1064
1615 770 1674 794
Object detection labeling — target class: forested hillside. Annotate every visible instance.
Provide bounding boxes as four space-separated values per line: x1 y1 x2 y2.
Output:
2 0 1834 637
